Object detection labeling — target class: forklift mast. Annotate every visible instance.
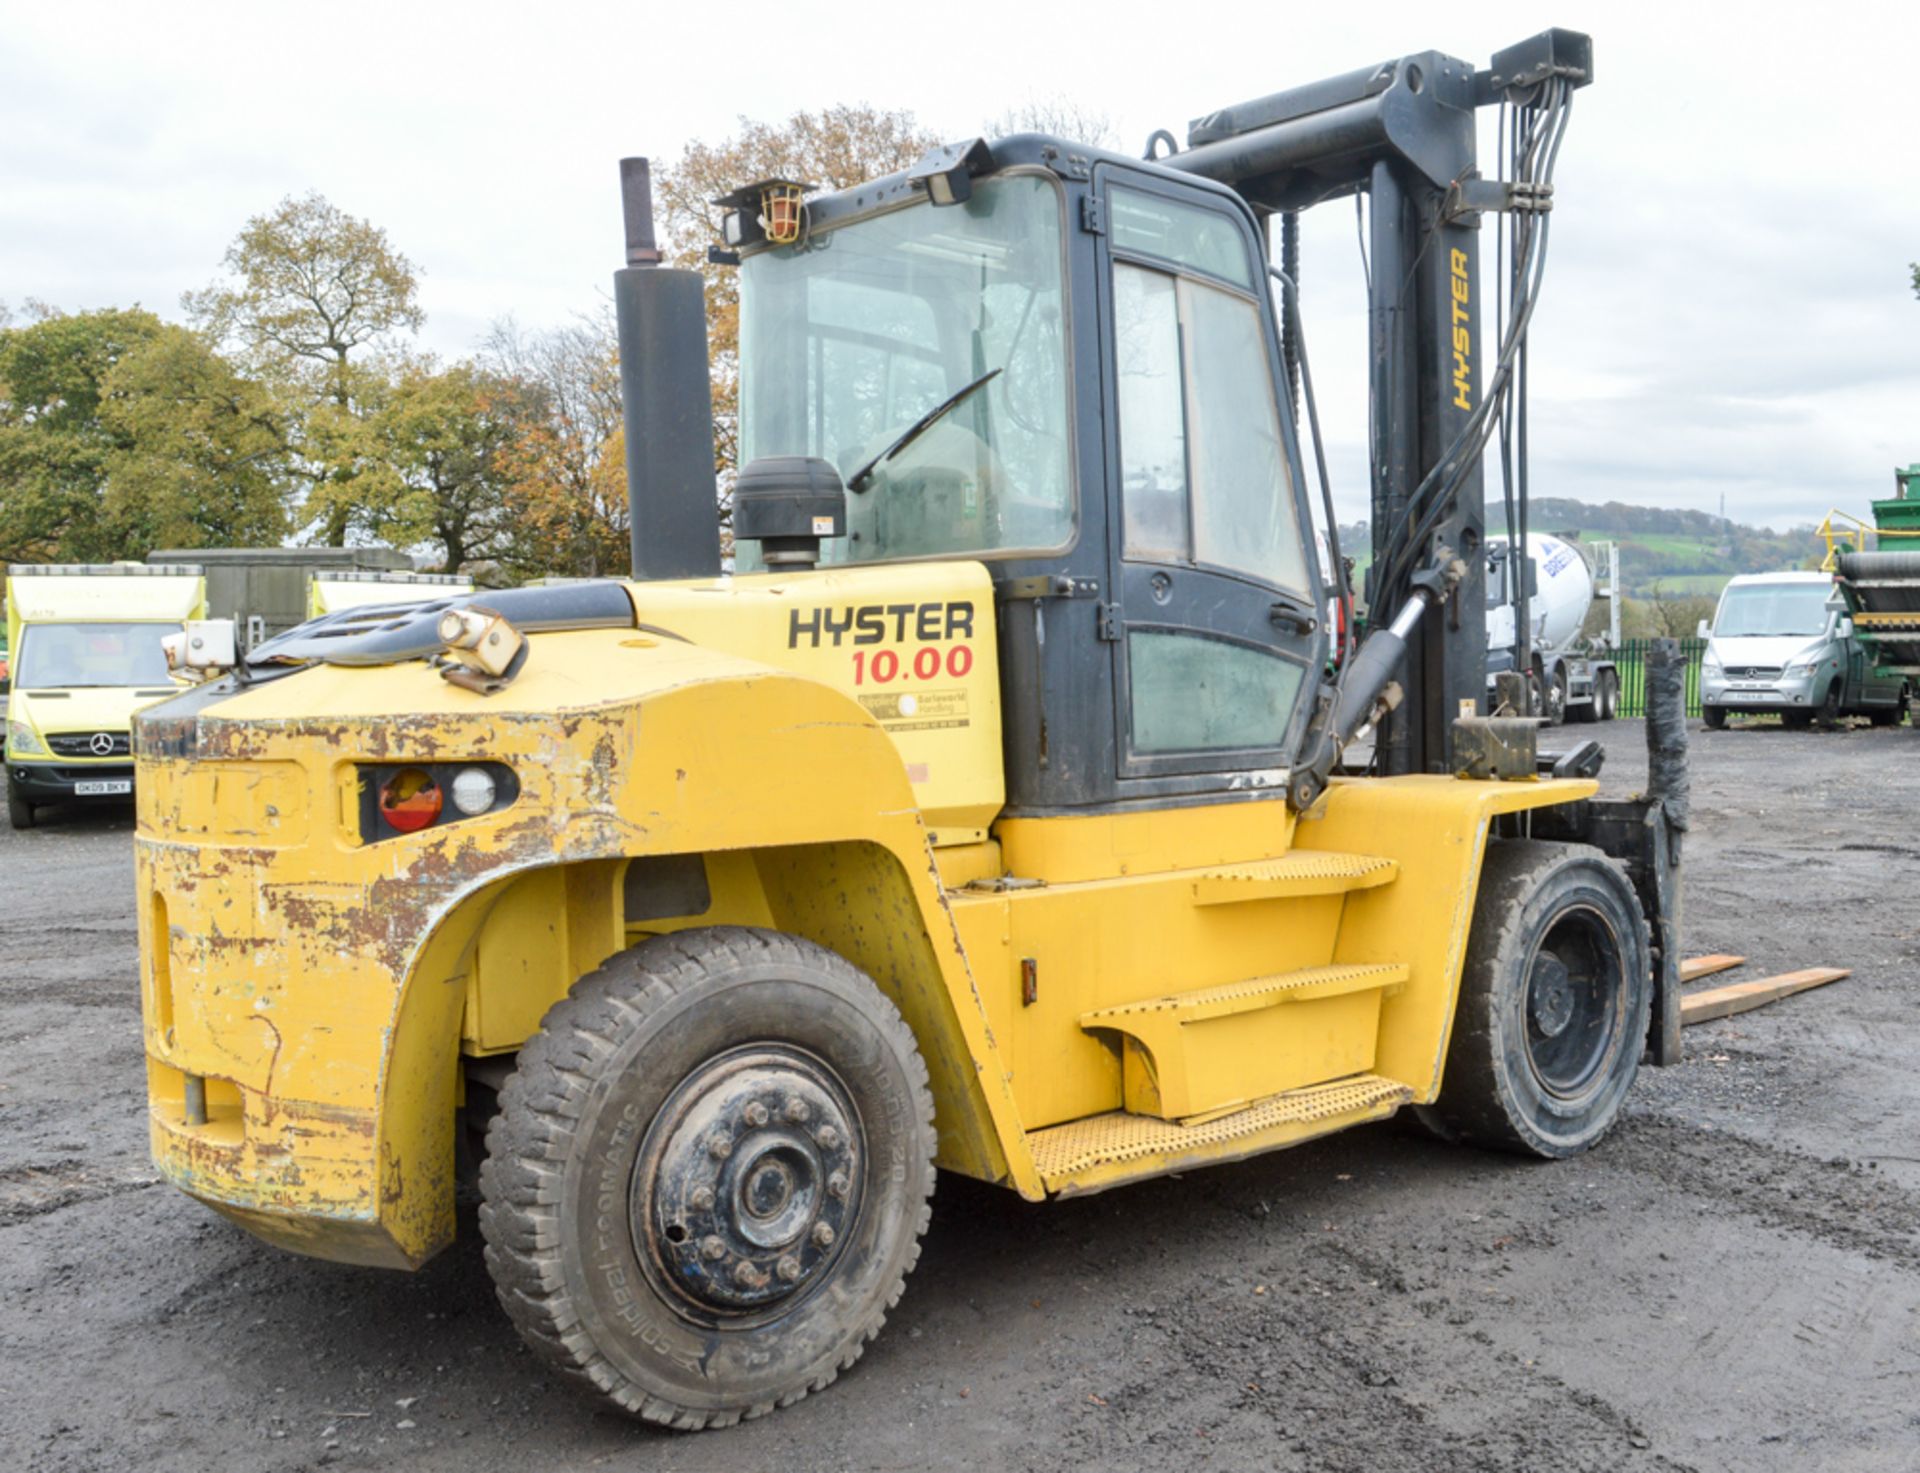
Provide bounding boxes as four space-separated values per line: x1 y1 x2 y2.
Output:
1171 30 1593 775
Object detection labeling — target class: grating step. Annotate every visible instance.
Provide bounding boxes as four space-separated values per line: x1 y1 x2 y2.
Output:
1028 1074 1413 1192
1081 962 1409 1029
1190 850 1398 905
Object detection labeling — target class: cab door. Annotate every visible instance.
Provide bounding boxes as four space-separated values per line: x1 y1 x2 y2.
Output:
1095 169 1324 785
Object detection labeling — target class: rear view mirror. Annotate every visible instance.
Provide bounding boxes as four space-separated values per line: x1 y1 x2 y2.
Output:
1696 618 1711 639
1837 616 1854 639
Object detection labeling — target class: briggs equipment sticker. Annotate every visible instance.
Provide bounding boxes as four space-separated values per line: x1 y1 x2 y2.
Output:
857 689 971 731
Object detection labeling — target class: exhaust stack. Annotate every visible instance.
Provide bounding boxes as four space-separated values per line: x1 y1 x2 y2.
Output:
614 157 722 581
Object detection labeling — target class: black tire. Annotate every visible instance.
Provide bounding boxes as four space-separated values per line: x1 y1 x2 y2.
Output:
1424 841 1650 1158
1525 669 1547 720
6 779 33 830
1817 678 1844 730
1546 666 1569 727
1702 705 1727 731
1870 685 1907 727
1781 708 1813 730
1597 669 1619 722
479 926 937 1428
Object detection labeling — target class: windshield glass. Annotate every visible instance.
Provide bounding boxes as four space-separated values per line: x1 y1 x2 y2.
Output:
1713 583 1833 638
737 173 1071 567
16 621 177 688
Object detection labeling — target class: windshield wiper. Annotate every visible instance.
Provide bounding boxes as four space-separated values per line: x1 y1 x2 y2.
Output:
847 367 1002 493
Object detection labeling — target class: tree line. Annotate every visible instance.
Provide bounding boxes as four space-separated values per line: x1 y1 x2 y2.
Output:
0 193 633 582
0 105 971 582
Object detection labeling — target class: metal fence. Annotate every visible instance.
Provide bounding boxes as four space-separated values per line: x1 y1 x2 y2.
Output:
1611 638 1706 718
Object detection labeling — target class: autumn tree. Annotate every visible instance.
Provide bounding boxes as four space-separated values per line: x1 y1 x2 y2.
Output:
985 100 1120 149
185 192 423 543
482 314 630 579
653 106 939 490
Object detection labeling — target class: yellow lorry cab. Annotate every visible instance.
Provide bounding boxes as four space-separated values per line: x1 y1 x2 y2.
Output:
6 564 203 828
306 570 474 619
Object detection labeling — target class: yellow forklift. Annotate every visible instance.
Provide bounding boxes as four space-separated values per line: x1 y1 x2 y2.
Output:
133 29 1688 1427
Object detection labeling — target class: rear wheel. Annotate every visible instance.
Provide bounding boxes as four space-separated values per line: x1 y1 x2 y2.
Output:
6 779 34 830
1869 685 1907 727
1596 668 1619 721
1425 841 1650 1157
480 926 936 1428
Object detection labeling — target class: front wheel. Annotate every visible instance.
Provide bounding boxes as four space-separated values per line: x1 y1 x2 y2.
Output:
6 779 34 830
479 927 937 1428
1702 705 1727 731
1424 841 1650 1157
1818 679 1845 730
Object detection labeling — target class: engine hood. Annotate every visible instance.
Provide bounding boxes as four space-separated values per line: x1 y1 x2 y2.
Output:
1706 633 1830 665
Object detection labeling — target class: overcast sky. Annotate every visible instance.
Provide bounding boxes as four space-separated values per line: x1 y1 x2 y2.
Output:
4 0 1917 533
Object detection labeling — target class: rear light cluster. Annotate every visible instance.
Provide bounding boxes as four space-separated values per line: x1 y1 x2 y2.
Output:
360 762 519 842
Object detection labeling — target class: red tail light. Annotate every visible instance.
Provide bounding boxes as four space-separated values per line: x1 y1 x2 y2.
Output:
379 768 443 833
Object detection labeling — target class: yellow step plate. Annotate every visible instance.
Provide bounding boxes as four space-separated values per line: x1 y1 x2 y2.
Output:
1028 1074 1413 1195
1190 850 1398 905
1081 961 1410 1029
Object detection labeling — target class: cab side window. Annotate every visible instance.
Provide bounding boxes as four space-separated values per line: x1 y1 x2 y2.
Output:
1111 194 1308 597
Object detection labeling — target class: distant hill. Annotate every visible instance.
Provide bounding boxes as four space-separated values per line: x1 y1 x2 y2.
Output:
1336 499 1824 601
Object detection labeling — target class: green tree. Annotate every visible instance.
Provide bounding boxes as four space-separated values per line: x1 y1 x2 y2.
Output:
100 327 289 550
0 307 289 562
185 192 423 543
358 363 530 576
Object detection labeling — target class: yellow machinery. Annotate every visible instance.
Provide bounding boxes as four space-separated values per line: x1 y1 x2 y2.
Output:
135 30 1689 1427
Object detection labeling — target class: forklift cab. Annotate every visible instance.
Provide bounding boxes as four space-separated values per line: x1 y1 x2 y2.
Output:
731 139 1327 813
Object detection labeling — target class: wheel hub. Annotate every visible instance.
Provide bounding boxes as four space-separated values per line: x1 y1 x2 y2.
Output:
1528 952 1576 1039
634 1047 861 1318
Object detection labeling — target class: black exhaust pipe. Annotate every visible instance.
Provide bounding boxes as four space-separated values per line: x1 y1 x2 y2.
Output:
614 157 722 581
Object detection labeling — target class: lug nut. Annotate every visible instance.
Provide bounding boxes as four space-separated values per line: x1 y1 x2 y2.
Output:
815 1125 841 1150
701 1235 726 1261
743 1101 769 1127
707 1132 733 1160
777 1255 802 1282
734 1259 768 1289
827 1170 850 1200
811 1222 836 1248
784 1097 811 1124
689 1185 715 1212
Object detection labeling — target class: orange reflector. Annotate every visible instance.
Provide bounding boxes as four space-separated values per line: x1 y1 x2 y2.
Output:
380 768 443 833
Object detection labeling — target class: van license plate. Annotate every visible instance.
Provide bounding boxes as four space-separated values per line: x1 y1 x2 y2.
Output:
75 780 132 796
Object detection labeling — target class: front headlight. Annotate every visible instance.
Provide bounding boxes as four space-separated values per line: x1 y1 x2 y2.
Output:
1785 658 1817 676
1702 656 1723 675
6 719 47 756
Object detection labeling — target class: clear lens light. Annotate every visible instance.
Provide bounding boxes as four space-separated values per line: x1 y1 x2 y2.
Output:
6 720 46 756
449 766 497 816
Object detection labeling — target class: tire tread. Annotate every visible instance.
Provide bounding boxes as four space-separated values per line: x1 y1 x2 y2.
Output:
478 925 937 1429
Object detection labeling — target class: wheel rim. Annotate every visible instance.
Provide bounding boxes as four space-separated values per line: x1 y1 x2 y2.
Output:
632 1044 863 1326
1522 904 1626 1099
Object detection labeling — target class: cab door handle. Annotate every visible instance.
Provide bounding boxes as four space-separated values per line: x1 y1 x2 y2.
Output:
1269 601 1319 636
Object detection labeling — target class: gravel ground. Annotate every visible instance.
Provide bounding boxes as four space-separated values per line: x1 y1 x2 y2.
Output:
3 715 1918 1472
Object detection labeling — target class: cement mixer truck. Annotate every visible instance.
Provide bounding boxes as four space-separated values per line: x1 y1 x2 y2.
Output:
1487 533 1620 724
